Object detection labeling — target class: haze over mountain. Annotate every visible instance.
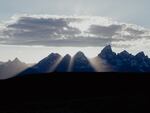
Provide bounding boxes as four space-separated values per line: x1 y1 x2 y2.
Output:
0 58 28 79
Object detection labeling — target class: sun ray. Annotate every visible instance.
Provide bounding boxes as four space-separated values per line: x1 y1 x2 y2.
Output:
49 57 63 72
68 57 74 72
89 57 113 72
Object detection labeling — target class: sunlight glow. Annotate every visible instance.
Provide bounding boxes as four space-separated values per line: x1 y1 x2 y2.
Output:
69 16 115 33
50 57 63 72
89 57 113 72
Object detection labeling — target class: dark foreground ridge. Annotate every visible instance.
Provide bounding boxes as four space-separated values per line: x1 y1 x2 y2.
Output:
1 73 150 113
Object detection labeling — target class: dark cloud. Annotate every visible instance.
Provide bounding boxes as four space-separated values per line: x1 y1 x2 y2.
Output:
125 27 145 36
0 15 149 47
87 24 123 37
6 16 81 39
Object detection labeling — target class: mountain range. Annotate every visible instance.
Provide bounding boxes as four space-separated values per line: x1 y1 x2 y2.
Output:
1 45 150 79
99 45 150 72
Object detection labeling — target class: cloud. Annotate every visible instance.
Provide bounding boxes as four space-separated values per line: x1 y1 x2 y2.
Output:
87 24 123 37
0 14 150 47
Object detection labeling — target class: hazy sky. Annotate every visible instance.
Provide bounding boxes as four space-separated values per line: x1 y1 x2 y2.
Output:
0 0 150 28
0 0 150 63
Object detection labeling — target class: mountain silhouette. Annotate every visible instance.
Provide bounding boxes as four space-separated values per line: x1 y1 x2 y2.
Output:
2 45 150 79
18 53 61 76
71 51 96 72
19 51 95 75
98 45 116 65
54 54 71 72
0 58 28 79
99 45 150 72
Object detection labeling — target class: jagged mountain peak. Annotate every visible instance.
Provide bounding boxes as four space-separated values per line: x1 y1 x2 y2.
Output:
54 54 71 72
75 51 85 57
64 54 71 58
74 51 88 62
48 53 61 58
6 58 23 64
98 46 150 72
99 45 116 60
135 51 145 57
120 50 129 54
38 53 61 64
71 51 95 72
100 45 114 56
13 58 21 63
102 45 112 52
61 54 71 62
118 50 132 57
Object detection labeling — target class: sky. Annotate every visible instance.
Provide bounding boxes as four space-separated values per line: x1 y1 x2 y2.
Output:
0 0 150 27
0 0 150 63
